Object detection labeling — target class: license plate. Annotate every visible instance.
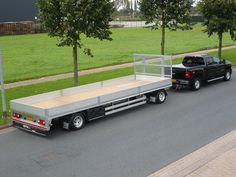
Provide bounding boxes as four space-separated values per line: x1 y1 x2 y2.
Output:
26 117 36 122
23 125 30 130
172 79 177 84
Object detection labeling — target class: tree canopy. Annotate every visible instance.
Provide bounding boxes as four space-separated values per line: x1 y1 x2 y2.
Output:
139 0 193 55
38 0 114 86
199 0 236 58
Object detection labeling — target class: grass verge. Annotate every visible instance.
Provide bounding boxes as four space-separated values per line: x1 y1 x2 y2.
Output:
209 48 236 66
0 24 235 83
0 118 11 127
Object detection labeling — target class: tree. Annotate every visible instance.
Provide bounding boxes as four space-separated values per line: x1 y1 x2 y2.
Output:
125 0 131 15
199 0 236 58
38 0 114 86
114 0 127 10
190 3 202 15
134 0 138 13
139 0 193 55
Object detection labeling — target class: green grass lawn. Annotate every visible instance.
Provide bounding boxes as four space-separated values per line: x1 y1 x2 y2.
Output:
0 24 235 83
0 117 11 126
209 48 236 66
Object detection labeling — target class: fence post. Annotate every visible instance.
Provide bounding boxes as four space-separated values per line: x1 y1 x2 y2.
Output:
170 55 173 78
134 55 136 80
0 49 7 118
161 55 165 77
142 55 146 74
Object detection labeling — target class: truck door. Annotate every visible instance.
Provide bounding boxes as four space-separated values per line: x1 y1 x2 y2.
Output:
205 56 218 80
213 57 225 77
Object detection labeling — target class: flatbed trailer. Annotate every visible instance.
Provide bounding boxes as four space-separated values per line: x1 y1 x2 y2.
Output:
10 54 172 136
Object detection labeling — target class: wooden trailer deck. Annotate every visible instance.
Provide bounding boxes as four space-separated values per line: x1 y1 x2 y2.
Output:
31 78 164 109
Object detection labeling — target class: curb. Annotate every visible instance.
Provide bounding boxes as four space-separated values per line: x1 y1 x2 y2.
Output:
0 123 12 130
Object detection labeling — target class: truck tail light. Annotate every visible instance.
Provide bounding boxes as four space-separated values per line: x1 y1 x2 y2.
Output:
185 71 191 79
13 112 21 119
38 120 46 126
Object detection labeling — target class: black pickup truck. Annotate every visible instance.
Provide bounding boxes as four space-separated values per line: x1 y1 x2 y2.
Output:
172 55 232 91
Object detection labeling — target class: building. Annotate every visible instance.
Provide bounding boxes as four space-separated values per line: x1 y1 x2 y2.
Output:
0 0 37 22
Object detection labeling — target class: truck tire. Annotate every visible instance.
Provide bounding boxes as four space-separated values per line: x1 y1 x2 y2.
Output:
171 84 177 90
191 78 201 91
69 113 85 130
156 90 167 104
224 70 231 81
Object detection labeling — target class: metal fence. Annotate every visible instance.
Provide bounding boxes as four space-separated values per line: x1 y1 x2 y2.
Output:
133 54 172 79
110 21 155 28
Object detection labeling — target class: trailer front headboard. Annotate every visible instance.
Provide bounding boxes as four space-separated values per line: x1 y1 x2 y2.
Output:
133 54 172 79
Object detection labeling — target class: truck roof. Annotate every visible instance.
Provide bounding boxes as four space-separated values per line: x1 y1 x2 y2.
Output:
184 54 208 58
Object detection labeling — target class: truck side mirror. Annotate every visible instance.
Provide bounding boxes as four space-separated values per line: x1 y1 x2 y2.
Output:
220 59 226 64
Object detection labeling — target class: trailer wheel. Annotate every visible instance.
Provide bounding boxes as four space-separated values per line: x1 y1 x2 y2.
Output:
69 113 85 130
156 90 167 104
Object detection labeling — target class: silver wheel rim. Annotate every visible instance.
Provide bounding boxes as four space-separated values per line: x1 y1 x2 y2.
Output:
195 80 200 89
226 72 231 80
159 92 166 102
73 116 83 128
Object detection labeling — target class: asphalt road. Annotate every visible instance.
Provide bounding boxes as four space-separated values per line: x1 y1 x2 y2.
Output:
0 72 236 177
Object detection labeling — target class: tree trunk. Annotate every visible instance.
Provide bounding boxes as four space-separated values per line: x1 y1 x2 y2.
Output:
161 15 165 55
2 112 7 119
73 44 79 86
218 33 223 59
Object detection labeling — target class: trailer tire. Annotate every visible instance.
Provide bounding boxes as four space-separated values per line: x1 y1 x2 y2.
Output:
69 113 85 131
156 90 167 104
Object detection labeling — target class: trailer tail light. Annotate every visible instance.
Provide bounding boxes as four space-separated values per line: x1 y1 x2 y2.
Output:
185 71 191 79
13 113 21 119
38 120 46 126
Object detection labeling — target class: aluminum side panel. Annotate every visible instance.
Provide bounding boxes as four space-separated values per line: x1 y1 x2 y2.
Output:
139 79 172 92
10 101 46 118
100 87 140 103
61 82 102 96
47 97 99 118
12 91 61 104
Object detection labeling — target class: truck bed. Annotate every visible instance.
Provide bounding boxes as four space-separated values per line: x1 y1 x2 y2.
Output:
10 75 171 120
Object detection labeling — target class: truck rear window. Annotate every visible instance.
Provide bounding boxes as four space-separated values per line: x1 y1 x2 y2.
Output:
182 57 205 66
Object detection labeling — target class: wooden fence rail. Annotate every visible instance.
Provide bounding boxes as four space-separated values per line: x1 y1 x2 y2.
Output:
0 21 45 36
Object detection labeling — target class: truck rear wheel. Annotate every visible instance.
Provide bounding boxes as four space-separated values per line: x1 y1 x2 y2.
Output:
69 113 85 130
191 78 201 91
